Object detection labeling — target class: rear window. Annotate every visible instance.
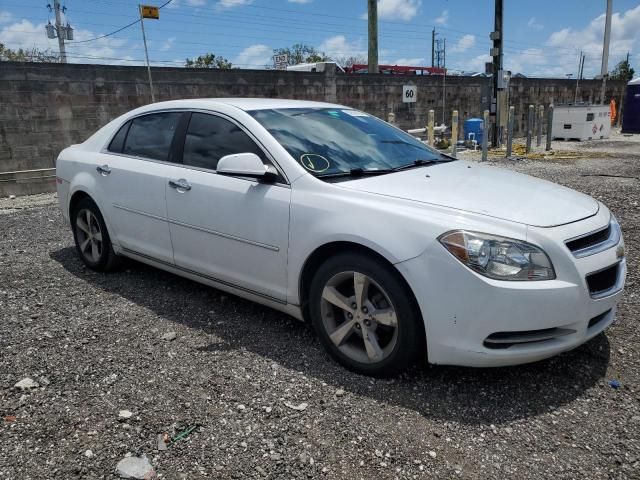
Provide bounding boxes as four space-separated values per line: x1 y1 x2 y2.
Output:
122 112 182 161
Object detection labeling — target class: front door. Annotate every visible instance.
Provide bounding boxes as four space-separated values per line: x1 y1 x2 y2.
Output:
165 112 291 301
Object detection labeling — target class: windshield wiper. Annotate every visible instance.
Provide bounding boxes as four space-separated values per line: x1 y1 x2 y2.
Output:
316 168 393 179
391 158 448 172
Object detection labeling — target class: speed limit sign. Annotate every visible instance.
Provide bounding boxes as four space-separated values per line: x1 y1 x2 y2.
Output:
402 85 417 103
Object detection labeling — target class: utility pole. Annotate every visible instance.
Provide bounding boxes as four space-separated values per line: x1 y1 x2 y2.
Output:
431 29 436 67
600 0 612 104
490 0 503 147
442 38 446 125
367 0 378 74
53 0 67 63
574 51 585 103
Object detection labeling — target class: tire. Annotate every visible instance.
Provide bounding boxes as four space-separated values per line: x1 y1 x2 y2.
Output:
309 252 424 377
71 197 122 272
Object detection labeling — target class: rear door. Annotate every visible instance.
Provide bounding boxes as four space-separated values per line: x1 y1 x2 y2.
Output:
96 111 186 264
164 111 291 301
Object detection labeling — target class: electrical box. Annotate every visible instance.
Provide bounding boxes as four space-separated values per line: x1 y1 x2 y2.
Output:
552 105 611 141
46 22 56 39
65 24 74 40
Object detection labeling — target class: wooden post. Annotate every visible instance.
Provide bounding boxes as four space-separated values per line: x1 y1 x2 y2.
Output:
427 110 435 146
451 110 458 158
387 112 396 125
481 110 489 162
526 104 534 153
546 104 554 151
506 106 514 158
536 105 544 146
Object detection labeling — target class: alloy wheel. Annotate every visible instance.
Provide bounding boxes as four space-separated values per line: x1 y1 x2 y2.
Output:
320 271 399 364
75 209 103 263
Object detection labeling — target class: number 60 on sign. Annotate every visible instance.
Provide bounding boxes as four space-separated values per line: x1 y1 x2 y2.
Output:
402 85 417 103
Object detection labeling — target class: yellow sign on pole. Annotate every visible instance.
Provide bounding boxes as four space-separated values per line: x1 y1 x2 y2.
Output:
141 5 159 19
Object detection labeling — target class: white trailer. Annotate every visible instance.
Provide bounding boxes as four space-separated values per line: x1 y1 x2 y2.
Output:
552 104 611 141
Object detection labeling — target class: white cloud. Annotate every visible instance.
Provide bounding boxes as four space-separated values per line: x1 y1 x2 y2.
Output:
527 17 543 30
360 0 421 22
0 11 13 24
466 53 492 73
434 9 448 25
543 4 640 77
460 4 640 77
318 35 365 59
0 19 133 65
389 57 425 66
160 36 176 51
216 0 252 9
288 0 312 3
234 44 272 68
451 34 475 53
186 0 206 6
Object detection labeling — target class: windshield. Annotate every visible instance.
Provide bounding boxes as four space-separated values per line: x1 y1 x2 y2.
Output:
248 108 451 177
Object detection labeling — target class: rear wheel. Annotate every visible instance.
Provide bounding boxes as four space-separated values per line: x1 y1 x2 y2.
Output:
309 252 423 377
72 197 122 271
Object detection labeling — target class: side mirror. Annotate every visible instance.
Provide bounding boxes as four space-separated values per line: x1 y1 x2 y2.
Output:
216 153 277 182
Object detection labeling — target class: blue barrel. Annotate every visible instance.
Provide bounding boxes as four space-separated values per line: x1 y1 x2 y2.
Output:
463 118 484 145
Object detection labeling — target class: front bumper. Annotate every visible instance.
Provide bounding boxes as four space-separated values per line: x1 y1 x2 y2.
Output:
398 206 626 367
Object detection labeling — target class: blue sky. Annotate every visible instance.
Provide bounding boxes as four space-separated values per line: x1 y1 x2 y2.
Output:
0 0 638 77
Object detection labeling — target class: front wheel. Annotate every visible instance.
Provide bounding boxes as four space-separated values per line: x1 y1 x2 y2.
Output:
72 197 122 272
309 252 424 377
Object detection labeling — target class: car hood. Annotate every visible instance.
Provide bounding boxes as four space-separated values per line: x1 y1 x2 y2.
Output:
338 160 599 227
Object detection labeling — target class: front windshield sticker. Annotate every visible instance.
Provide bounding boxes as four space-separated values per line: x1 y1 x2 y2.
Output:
300 153 331 173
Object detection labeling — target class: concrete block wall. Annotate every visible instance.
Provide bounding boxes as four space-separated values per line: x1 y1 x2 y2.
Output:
0 61 627 196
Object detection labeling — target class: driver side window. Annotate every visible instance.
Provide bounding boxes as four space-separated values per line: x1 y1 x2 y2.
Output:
182 113 267 170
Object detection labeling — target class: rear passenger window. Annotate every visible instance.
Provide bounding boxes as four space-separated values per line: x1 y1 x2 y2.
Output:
108 121 130 153
123 112 182 161
182 113 266 170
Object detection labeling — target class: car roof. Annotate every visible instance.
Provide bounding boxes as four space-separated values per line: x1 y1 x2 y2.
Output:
140 98 345 112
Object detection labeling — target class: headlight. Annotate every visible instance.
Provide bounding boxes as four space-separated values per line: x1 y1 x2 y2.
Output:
439 230 555 281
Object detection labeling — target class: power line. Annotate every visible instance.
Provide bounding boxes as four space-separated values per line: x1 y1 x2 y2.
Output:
0 1 596 56
67 0 173 44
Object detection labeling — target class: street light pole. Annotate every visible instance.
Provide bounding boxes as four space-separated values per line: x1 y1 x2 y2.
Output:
139 4 155 103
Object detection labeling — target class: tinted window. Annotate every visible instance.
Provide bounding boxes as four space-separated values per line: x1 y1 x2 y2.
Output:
249 108 447 177
182 113 266 170
108 121 130 153
123 112 182 161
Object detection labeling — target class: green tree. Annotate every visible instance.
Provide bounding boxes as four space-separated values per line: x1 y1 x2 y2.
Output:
272 43 330 66
185 53 233 69
609 59 635 82
0 43 58 62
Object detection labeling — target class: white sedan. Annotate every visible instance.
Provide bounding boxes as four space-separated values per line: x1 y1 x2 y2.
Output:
55 99 626 376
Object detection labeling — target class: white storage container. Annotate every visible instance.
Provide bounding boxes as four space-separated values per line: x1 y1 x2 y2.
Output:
552 105 611 141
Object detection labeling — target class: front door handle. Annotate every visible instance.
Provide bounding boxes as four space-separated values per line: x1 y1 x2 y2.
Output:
96 165 111 176
168 179 192 192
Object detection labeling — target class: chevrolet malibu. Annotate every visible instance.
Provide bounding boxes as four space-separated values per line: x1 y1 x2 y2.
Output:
55 99 626 376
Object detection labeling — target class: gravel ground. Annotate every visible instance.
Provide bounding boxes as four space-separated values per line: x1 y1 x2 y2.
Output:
1 145 639 479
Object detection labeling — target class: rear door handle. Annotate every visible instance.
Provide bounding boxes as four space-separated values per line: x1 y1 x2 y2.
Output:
168 179 192 192
96 165 111 176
